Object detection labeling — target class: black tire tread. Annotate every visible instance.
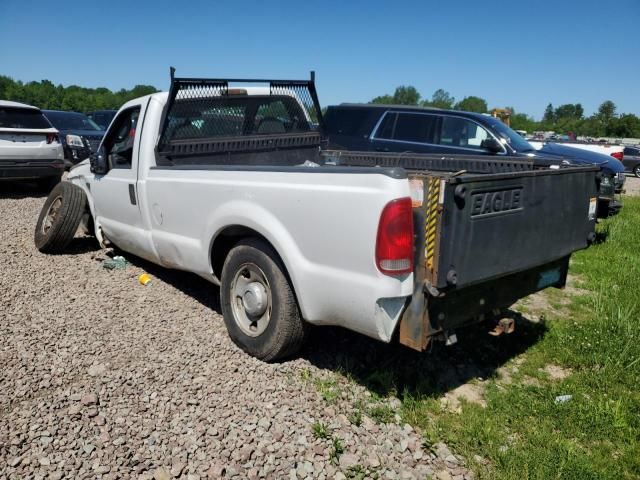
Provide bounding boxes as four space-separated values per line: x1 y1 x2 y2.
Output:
34 182 87 254
221 238 307 362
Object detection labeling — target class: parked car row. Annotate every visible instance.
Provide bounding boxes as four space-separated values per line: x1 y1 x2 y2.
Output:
43 110 105 167
0 92 634 206
0 101 115 189
0 100 65 190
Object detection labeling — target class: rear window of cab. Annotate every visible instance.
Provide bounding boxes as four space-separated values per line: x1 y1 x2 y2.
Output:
0 107 52 129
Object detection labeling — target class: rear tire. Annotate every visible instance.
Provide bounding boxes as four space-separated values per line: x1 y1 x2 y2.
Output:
34 181 87 254
220 238 307 361
36 175 62 193
634 165 640 178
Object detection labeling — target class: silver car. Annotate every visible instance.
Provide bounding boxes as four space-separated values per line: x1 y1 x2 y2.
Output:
0 100 65 190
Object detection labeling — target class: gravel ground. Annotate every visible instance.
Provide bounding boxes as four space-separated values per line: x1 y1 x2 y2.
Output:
0 180 472 480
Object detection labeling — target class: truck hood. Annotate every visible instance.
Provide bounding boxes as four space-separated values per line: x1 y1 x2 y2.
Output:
534 143 624 174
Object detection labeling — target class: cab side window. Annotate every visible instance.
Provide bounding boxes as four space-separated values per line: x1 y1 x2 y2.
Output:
104 107 140 169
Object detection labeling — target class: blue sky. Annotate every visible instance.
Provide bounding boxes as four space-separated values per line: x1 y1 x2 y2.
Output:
1 0 638 119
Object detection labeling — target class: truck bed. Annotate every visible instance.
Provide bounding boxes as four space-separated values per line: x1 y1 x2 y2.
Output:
151 74 599 351
319 150 599 350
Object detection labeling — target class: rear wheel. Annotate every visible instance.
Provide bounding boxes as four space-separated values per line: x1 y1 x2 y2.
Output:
634 165 640 178
34 181 87 253
220 238 307 361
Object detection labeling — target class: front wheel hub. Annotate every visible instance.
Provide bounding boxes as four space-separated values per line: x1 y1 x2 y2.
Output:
231 264 272 337
242 282 268 316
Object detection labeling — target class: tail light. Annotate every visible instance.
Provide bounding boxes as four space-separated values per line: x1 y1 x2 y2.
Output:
611 151 624 161
376 198 414 275
46 133 58 144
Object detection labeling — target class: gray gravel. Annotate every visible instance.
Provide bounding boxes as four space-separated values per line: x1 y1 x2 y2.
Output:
0 182 472 480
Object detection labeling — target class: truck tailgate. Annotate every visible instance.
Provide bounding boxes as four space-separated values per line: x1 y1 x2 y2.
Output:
416 166 599 289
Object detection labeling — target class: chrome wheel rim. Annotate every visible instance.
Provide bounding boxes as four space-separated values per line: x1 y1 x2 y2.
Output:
42 196 63 234
230 263 272 337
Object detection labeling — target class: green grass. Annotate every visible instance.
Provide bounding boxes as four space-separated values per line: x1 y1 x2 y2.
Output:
329 436 345 465
311 421 330 440
400 197 640 479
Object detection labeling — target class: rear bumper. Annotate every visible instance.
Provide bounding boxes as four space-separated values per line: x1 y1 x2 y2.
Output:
0 159 65 179
399 257 571 350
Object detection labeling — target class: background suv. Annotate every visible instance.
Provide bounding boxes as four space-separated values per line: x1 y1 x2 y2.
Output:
0 100 64 190
324 104 624 216
86 110 117 130
43 110 105 166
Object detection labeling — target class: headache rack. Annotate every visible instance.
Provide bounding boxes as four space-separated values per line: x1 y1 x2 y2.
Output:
156 68 324 163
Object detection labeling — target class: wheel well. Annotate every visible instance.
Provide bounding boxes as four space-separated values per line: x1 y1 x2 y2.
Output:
211 226 274 282
211 226 306 320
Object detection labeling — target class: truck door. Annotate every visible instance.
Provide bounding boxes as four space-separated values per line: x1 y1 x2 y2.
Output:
90 100 149 257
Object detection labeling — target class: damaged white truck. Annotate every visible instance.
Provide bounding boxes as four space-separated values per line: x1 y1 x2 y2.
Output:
35 71 600 361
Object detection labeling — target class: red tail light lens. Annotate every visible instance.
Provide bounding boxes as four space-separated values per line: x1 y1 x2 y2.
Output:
376 198 414 275
46 133 58 144
611 151 623 162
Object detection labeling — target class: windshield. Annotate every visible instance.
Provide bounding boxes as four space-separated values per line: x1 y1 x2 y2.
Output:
483 116 535 153
44 111 102 131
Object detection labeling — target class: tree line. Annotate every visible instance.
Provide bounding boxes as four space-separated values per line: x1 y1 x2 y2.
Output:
0 76 158 113
2 75 639 138
370 86 640 138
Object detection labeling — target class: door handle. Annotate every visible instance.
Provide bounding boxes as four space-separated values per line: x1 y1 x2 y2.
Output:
128 184 137 205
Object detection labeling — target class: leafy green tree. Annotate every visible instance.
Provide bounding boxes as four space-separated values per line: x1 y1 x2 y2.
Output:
454 96 487 113
607 114 640 137
423 89 455 109
511 113 537 132
598 100 617 121
543 103 555 123
555 103 584 120
371 86 421 105
392 86 421 105
598 100 616 126
0 75 158 112
370 94 394 104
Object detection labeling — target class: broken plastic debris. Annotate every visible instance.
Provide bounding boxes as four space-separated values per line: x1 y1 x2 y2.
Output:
296 160 320 167
102 255 128 270
138 273 152 286
554 394 572 404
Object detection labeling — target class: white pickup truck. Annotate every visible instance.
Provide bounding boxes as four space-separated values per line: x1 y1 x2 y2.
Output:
34 72 600 361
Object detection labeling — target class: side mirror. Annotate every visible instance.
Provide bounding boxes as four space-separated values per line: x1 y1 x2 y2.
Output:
481 138 504 154
90 145 108 174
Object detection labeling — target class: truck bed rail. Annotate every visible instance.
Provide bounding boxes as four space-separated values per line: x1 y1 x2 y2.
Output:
321 150 566 175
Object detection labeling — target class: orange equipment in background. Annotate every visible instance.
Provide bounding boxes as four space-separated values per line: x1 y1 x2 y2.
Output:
491 108 512 127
